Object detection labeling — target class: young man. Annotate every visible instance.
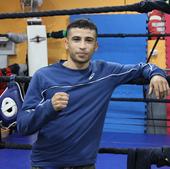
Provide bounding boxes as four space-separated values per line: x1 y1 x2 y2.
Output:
17 19 169 169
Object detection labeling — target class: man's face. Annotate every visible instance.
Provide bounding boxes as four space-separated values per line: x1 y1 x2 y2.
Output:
65 28 98 65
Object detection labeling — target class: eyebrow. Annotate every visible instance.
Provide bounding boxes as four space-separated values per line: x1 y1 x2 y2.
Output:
71 36 96 40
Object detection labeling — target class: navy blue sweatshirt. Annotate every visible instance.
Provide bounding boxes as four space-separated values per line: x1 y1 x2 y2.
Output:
17 60 166 168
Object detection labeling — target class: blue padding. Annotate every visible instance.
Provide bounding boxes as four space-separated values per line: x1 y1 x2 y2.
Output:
70 14 147 133
96 132 170 169
104 85 146 133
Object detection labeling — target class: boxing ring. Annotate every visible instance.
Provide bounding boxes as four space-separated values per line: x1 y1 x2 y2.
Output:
1 1 170 169
1 132 170 169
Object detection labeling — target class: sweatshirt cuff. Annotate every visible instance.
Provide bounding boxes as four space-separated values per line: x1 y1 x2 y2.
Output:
150 73 167 79
42 99 57 119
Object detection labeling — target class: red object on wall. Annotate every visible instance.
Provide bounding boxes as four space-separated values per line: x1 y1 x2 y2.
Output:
148 10 165 40
165 14 170 134
0 67 12 95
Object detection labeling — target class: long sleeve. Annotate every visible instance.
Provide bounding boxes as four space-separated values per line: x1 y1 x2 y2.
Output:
17 71 56 135
138 63 166 79
108 62 167 85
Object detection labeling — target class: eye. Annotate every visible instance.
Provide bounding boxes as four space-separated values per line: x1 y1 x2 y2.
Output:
85 37 95 43
72 37 81 42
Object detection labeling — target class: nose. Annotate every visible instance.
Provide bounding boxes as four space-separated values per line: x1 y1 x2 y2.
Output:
79 40 86 50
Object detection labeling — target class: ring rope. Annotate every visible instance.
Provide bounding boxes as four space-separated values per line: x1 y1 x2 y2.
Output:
0 76 170 103
0 142 163 155
0 76 169 103
0 76 151 84
1 32 170 42
97 33 170 38
48 31 170 38
0 141 169 157
0 142 32 150
1 32 170 44
110 97 170 103
0 142 128 153
0 76 31 83
1 142 170 167
0 1 169 20
2 32 170 44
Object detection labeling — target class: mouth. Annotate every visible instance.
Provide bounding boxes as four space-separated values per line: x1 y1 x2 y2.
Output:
77 52 87 55
76 53 88 58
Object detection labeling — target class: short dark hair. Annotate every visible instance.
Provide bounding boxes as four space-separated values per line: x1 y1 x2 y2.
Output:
66 18 98 37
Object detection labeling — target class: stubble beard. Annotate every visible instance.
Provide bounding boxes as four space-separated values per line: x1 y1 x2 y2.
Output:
70 54 91 65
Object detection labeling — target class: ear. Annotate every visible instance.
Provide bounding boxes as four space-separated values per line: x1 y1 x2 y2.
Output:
95 41 98 51
64 38 69 50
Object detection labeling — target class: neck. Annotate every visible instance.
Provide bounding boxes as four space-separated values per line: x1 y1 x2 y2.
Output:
63 59 89 70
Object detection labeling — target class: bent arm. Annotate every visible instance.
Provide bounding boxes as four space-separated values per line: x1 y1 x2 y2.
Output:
117 62 169 98
17 72 56 135
116 62 167 84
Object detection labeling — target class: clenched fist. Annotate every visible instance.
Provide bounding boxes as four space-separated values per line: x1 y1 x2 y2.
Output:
51 92 69 111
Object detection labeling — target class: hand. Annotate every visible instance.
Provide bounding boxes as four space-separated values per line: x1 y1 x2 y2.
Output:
149 75 169 99
51 92 69 111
